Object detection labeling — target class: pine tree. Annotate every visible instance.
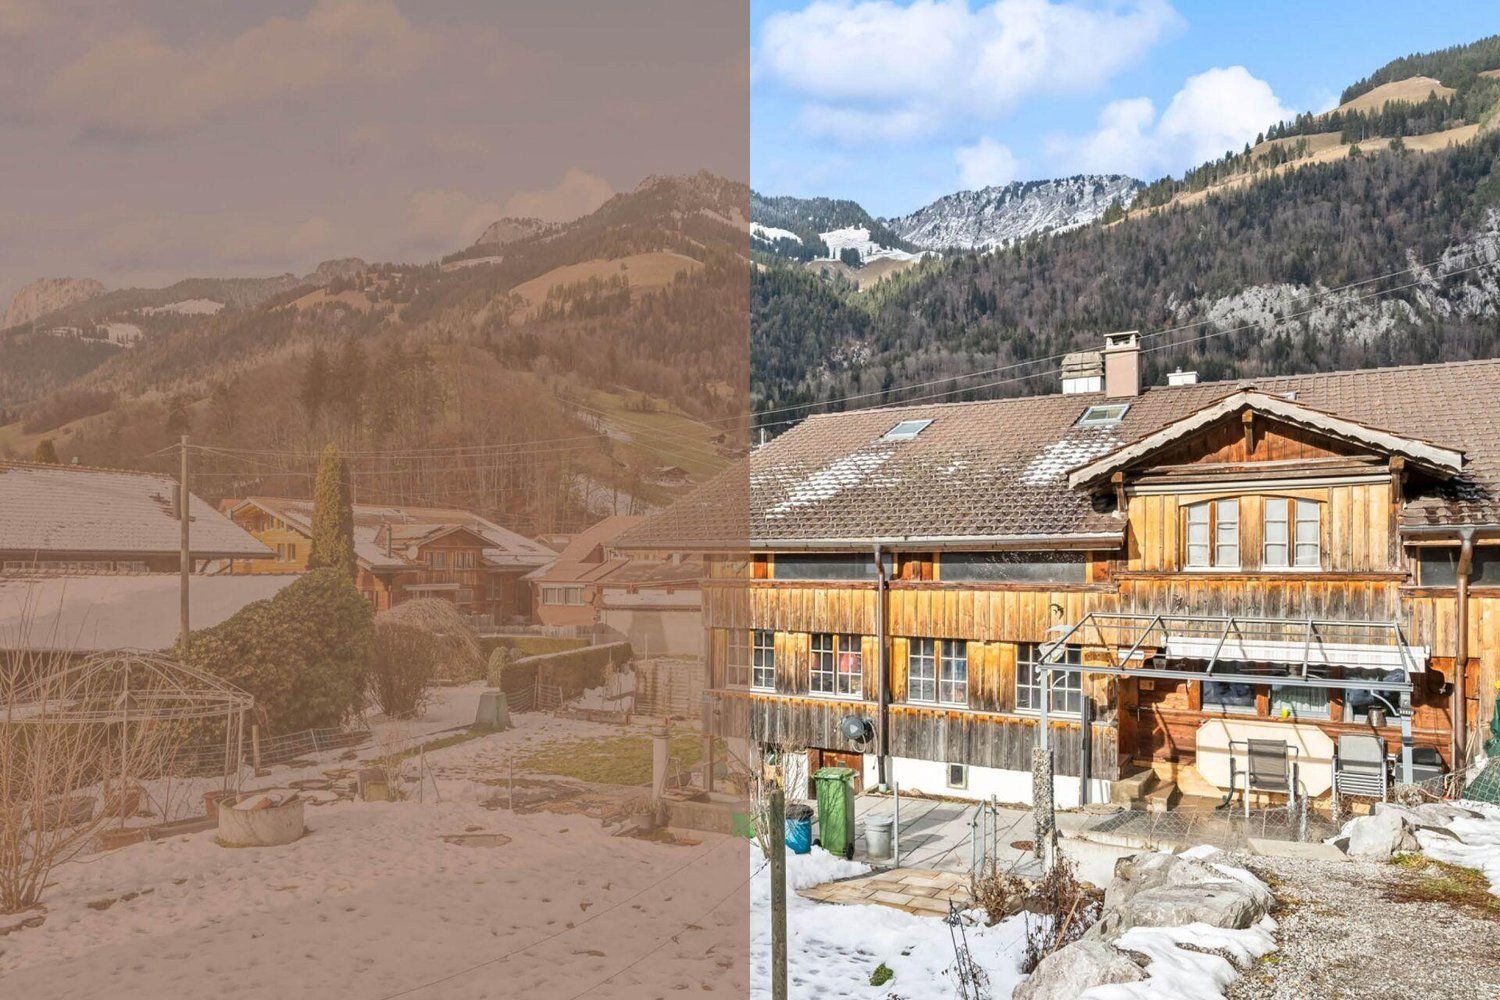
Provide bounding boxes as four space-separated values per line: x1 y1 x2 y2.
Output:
33 438 59 463
306 443 356 580
300 344 331 424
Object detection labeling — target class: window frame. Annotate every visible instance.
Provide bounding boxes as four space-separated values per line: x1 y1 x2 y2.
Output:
1263 496 1321 571
751 629 776 691
1184 498 1241 571
1015 643 1084 717
725 630 752 688
810 633 864 697
908 638 937 704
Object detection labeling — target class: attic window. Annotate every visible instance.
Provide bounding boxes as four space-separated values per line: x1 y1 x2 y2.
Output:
883 418 933 441
1077 403 1129 427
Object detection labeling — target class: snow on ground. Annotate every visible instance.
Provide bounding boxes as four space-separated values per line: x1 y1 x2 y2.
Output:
143 298 223 315
1086 918 1279 1000
1 699 751 999
573 669 635 712
818 226 921 262
1415 799 1500 895
751 223 801 244
751 845 1031 999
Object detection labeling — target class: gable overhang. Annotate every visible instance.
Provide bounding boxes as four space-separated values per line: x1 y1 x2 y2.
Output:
1066 390 1465 490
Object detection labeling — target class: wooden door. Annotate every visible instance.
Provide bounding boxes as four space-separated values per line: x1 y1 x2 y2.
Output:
808 748 865 795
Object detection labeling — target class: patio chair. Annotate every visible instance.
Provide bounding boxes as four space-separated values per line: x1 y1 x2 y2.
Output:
1331 733 1389 821
1241 739 1300 819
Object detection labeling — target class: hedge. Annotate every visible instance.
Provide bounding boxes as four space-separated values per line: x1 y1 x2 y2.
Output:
499 641 632 699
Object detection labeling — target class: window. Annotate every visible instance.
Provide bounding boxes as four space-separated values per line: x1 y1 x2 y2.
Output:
1344 668 1403 723
908 638 967 705
1270 684 1329 720
1016 644 1083 715
276 542 298 561
811 634 864 696
726 631 751 688
541 585 586 606
940 551 1087 584
909 638 937 703
1203 680 1257 714
1264 498 1320 569
752 630 776 690
1416 547 1500 587
883 418 933 441
1185 499 1238 569
455 550 476 569
1077 403 1129 427
428 550 448 570
772 553 892 581
946 763 968 789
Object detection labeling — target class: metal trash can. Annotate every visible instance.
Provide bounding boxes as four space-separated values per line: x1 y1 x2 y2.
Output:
785 803 814 855
814 766 857 859
474 690 511 731
864 816 893 860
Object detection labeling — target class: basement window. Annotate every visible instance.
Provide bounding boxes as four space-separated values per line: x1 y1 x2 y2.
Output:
946 763 968 789
1077 403 1129 427
883 418 933 441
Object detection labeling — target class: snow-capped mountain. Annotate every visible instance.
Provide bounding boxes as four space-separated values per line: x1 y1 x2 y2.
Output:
885 175 1143 251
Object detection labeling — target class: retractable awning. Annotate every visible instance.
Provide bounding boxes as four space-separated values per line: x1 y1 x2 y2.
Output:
1163 636 1428 673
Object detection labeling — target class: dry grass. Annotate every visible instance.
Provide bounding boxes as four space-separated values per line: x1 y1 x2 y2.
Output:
514 733 708 786
1335 76 1455 116
1387 853 1500 920
508 252 701 319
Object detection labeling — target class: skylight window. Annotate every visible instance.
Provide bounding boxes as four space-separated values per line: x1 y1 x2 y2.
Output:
1077 404 1129 427
883 418 933 442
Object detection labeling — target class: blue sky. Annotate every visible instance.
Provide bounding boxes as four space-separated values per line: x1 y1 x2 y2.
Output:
752 0 1499 216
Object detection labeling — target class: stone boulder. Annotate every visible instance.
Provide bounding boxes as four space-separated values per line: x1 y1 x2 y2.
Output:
1340 810 1420 859
1012 939 1147 1000
1092 853 1274 938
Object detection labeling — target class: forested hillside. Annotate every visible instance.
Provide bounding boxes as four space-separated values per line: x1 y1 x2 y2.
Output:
751 129 1500 427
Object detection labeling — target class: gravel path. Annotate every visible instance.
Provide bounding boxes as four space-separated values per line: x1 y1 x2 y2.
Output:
1224 852 1500 1000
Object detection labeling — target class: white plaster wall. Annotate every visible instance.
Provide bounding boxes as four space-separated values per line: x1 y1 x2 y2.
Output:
868 754 1111 807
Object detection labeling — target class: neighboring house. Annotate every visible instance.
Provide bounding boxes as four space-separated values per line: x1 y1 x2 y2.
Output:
597 556 704 657
528 515 645 627
529 514 703 653
0 461 273 573
223 498 554 620
618 333 1500 806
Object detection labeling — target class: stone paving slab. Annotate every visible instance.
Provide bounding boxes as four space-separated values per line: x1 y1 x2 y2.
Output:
1246 836 1348 861
797 867 971 917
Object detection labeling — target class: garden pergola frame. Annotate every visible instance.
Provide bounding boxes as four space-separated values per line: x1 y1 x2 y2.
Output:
4 650 255 795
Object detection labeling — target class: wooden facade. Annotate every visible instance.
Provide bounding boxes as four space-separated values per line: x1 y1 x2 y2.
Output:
704 412 1491 801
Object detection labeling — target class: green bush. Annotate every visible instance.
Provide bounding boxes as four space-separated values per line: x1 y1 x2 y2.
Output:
186 568 373 734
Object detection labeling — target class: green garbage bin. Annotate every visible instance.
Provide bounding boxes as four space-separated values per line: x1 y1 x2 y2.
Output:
814 766 857 859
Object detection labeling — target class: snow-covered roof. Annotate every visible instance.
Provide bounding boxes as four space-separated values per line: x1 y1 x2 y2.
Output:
0 574 300 652
0 462 272 560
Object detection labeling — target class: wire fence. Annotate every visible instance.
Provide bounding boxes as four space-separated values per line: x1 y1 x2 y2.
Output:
170 726 372 776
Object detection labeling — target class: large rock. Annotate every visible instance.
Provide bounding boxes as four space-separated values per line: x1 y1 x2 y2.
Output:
4 277 106 327
1012 939 1146 1000
1093 853 1274 938
1341 811 1419 859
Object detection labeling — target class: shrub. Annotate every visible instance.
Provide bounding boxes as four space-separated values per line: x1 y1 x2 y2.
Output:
186 568 373 734
369 621 438 719
1019 854 1101 973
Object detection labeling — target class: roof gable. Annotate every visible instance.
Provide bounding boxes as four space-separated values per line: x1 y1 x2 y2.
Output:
1067 390 1465 489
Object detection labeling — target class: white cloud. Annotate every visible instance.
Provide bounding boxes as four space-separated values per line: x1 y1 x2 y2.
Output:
758 0 1182 143
403 189 502 252
42 0 435 138
1051 65 1292 178
955 137 1020 189
501 168 614 223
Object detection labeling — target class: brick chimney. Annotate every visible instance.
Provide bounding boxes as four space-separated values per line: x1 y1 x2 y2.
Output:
1103 330 1140 399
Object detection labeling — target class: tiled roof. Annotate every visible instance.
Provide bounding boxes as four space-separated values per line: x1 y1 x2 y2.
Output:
0 574 300 652
527 515 645 584
617 358 1500 549
235 498 554 571
0 462 272 559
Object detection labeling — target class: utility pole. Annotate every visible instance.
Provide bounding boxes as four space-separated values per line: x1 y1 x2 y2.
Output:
769 786 788 1000
179 434 191 654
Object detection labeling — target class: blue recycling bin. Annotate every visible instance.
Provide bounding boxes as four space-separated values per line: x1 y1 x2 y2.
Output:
785 803 814 854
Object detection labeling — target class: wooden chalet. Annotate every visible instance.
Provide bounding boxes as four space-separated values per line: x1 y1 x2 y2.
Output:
617 334 1500 807
223 498 554 621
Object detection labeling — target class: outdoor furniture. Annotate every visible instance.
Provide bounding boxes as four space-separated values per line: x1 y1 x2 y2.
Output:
1223 738 1301 818
1331 733 1388 820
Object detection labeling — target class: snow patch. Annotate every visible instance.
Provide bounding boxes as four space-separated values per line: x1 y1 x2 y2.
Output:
143 299 223 316
818 226 920 263
757 444 900 520
1019 431 1122 485
751 223 801 245
1082 917 1279 1000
